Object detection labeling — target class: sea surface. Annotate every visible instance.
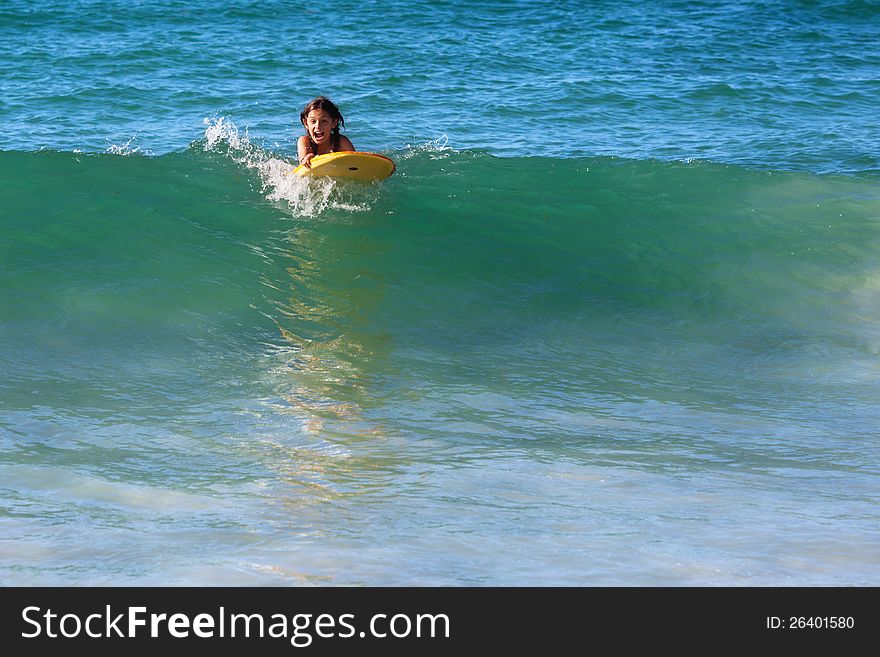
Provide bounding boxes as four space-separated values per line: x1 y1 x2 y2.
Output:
1 0 879 585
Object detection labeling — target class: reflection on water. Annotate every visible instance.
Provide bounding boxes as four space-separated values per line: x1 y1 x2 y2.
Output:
245 197 410 528
269 210 394 434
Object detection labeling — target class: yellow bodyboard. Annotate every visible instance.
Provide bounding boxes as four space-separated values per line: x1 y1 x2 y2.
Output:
291 152 395 181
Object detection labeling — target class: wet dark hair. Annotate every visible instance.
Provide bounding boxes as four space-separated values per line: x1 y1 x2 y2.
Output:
299 96 345 153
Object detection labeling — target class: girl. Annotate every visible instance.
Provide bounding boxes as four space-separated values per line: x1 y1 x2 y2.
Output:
297 96 355 168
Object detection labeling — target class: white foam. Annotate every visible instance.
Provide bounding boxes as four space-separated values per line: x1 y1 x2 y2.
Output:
202 116 374 218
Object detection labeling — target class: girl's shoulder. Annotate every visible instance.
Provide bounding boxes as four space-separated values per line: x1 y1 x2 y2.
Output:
336 134 355 151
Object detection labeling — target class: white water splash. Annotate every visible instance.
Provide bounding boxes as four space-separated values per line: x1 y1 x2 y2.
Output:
105 133 153 156
202 116 374 218
400 133 454 160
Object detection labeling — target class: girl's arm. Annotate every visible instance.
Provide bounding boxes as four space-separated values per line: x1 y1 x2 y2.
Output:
297 135 314 168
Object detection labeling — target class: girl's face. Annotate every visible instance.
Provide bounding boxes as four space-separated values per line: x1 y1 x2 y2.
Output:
304 109 338 145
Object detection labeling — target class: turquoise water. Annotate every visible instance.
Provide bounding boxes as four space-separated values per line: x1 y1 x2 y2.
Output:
2 0 880 585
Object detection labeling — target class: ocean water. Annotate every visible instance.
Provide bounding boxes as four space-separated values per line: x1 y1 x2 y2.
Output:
1 0 879 585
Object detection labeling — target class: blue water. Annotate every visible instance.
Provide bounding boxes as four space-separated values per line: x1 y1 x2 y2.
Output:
1 0 879 585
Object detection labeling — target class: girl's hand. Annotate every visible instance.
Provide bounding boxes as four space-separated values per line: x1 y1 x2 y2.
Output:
300 152 315 169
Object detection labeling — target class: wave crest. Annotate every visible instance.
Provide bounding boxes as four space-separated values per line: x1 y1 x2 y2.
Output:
201 116 375 218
